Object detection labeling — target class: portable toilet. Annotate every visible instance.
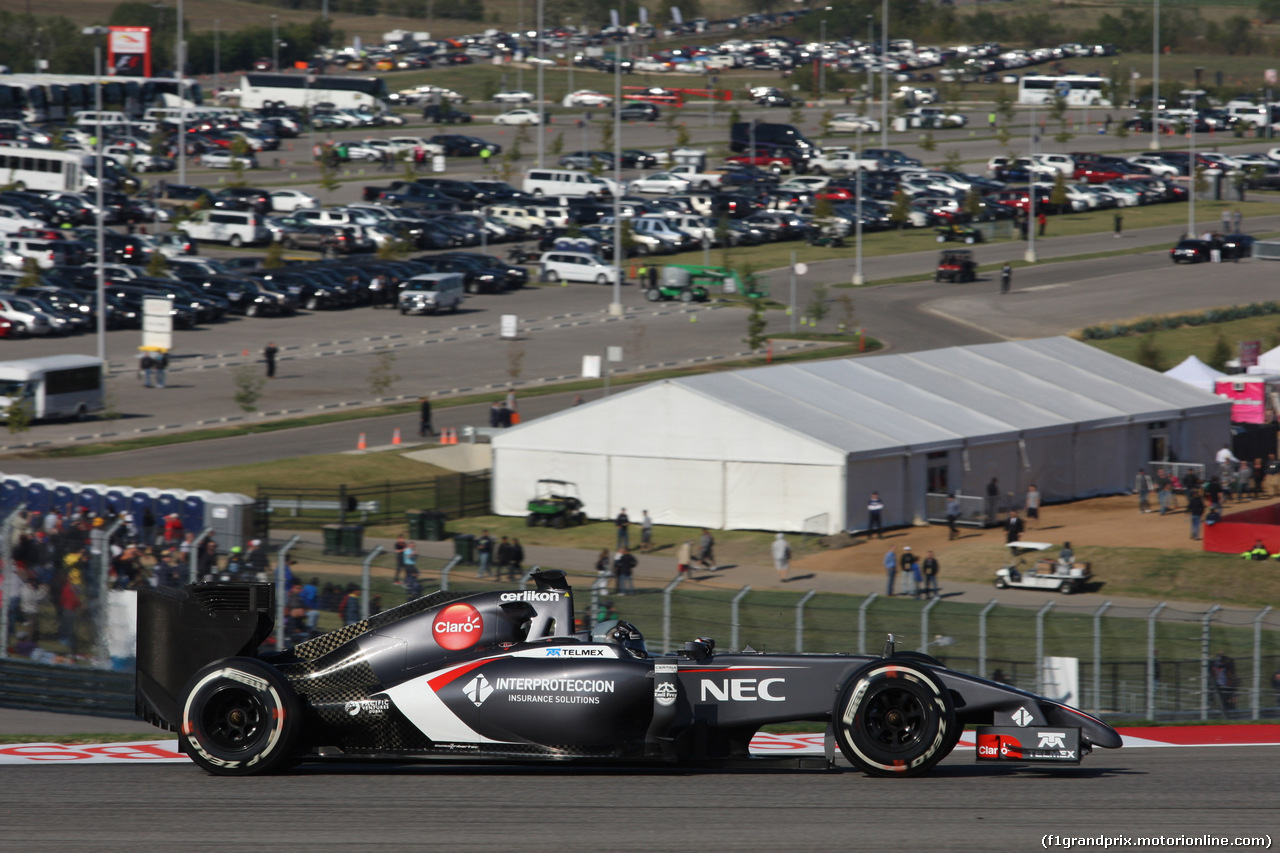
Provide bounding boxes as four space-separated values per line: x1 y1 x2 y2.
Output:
1 474 32 512
205 492 257 551
52 481 83 514
156 490 188 533
105 486 133 516
78 484 109 519
25 478 56 515
182 491 211 538
130 488 162 541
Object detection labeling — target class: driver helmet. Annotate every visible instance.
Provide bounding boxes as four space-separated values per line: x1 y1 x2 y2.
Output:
591 619 648 657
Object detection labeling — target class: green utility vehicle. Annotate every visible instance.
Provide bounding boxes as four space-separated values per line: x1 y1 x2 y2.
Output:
526 479 587 528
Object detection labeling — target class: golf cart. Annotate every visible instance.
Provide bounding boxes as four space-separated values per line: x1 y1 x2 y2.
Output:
935 222 983 244
526 479 587 528
994 542 1093 594
645 265 711 303
935 248 977 283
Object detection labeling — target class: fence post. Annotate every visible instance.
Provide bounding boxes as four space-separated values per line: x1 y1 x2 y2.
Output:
1092 601 1111 714
978 599 998 678
361 545 385 621
858 593 878 655
661 576 682 654
920 597 940 653
1253 606 1272 721
440 555 461 591
187 527 214 584
0 505 23 660
795 590 816 653
730 585 751 652
1035 600 1054 695
95 519 125 663
1146 602 1166 721
1200 604 1221 721
275 534 301 650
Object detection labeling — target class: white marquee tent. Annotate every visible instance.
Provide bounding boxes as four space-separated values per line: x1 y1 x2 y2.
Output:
491 338 1230 534
1164 355 1228 392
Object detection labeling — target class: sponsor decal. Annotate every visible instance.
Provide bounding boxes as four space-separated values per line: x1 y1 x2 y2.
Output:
1011 706 1034 727
433 742 481 752
654 682 677 707
1037 732 1067 749
344 698 391 716
463 674 494 707
654 662 678 674
544 647 606 657
499 591 561 602
490 677 616 706
699 678 785 702
433 603 484 650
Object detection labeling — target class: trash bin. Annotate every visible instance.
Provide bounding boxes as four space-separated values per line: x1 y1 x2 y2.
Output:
323 523 343 555
421 511 447 542
453 533 476 564
339 524 364 556
405 509 427 540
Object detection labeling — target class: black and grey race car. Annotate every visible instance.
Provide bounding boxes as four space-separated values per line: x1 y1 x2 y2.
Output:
135 571 1122 776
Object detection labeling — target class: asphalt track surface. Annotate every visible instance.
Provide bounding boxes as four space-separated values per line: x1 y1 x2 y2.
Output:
4 745 1276 852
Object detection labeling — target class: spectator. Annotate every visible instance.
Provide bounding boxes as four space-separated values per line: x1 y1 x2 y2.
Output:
301 576 320 632
676 540 692 576
475 529 494 578
866 492 884 539
615 508 630 550
1024 484 1041 530
1154 468 1172 515
402 541 418 584
640 510 654 553
986 477 1000 525
245 539 269 579
945 494 960 541
286 581 307 636
1266 454 1280 497
1037 210 1047 236
1234 461 1252 503
393 532 408 583
922 550 939 599
771 533 791 581
697 528 716 570
419 395 434 438
496 536 514 579
509 537 524 580
902 546 923 599
1004 510 1024 544
1253 458 1266 499
883 546 897 596
1188 489 1205 541
614 547 636 596
1135 468 1153 513
264 342 279 378
1210 651 1238 718
341 586 362 625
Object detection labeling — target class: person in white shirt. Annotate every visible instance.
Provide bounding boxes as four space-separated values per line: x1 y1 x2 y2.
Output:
771 533 791 581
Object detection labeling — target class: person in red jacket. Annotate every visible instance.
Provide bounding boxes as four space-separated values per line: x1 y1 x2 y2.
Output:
163 513 183 545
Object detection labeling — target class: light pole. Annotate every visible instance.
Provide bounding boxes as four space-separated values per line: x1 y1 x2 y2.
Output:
536 0 545 168
853 125 865 285
818 17 826 102
1187 120 1196 239
271 14 279 72
1150 0 1160 151
610 33 623 317
214 19 220 92
880 0 888 149
866 15 873 112
1026 100 1037 263
174 0 186 184
83 25 109 368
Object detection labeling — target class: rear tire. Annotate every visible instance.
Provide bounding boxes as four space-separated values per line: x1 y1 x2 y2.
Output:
526 514 537 527
229 234 244 248
679 290 693 303
645 288 661 302
833 660 956 778
179 657 300 777
552 515 565 529
545 270 560 283
595 274 608 285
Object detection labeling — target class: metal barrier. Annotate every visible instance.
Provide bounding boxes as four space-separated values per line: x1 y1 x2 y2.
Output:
1147 461 1206 488
925 493 992 528
0 658 135 718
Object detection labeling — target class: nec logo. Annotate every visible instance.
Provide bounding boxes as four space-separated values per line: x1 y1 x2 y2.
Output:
699 678 785 702
1037 732 1067 749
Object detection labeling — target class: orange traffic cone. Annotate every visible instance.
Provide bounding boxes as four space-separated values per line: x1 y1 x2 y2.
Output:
357 432 367 450
391 427 401 446
446 427 457 445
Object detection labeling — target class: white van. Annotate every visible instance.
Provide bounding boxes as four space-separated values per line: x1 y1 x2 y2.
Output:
294 209 380 228
0 354 104 421
488 205 552 234
398 272 465 315
72 110 132 128
523 169 620 199
179 210 271 247
538 251 618 284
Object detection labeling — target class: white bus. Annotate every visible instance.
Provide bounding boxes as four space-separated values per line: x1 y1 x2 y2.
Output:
1017 74 1110 107
0 149 132 193
237 73 391 113
0 354 105 422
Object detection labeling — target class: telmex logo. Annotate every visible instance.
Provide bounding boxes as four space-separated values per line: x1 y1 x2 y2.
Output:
1037 732 1067 749
433 603 484 650
499 591 560 602
545 647 605 657
699 678 785 702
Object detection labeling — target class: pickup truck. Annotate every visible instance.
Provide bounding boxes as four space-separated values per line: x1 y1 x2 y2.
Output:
723 151 796 173
668 164 733 190
807 149 880 175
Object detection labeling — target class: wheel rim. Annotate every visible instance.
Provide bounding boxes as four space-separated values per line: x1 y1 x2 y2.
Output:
859 684 930 753
200 685 270 756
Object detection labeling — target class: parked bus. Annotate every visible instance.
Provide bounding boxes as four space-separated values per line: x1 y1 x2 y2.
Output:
0 75 201 123
0 149 132 193
1017 74 1110 107
0 354 105 422
236 73 390 112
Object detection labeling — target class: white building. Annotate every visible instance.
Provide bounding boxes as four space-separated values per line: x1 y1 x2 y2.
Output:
491 337 1230 533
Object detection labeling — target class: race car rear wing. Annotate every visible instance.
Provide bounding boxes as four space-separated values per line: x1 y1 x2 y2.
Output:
135 583 276 731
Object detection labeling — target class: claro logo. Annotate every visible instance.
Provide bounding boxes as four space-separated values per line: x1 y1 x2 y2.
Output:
699 678 785 702
433 603 484 650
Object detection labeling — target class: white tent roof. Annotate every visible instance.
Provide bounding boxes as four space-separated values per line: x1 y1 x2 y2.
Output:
1256 344 1280 372
495 337 1227 462
1164 354 1228 392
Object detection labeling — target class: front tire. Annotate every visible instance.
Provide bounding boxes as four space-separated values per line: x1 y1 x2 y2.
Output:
229 234 244 248
833 660 956 777
179 657 300 777
995 577 1008 589
545 270 560 283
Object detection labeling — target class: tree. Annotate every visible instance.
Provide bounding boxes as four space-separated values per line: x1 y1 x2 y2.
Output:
836 293 856 334
16 258 40 291
367 351 400 398
789 103 804 126
806 282 830 327
821 108 835 137
1208 332 1233 372
145 250 169 278
599 120 613 151
918 131 936 153
550 130 564 156
889 190 911 230
226 136 252 188
744 297 768 351
5 397 31 436
318 154 341 198
232 364 266 413
994 87 1016 125
963 188 983 220
619 219 636 255
1050 172 1069 211
1135 334 1165 372
942 150 963 172
728 105 742 128
675 123 691 148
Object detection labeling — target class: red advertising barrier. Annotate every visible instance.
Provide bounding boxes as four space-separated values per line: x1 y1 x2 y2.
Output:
1202 502 1280 554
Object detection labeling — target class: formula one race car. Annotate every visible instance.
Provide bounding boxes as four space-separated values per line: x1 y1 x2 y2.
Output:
135 571 1122 777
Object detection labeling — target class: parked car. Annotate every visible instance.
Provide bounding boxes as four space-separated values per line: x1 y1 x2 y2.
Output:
493 109 547 126
618 102 660 121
